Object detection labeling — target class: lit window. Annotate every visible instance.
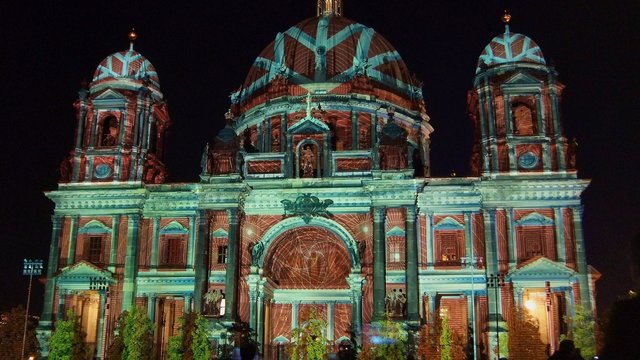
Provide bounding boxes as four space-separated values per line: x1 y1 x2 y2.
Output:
217 245 228 264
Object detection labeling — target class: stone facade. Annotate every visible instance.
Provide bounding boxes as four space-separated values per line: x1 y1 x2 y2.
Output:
39 4 597 360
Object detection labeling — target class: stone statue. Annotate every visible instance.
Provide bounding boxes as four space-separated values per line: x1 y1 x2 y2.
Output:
513 104 534 135
101 117 119 146
204 288 224 315
301 145 315 177
250 241 264 266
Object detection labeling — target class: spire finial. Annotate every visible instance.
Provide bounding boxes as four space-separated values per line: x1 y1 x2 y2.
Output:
501 9 511 33
317 0 343 16
128 28 137 51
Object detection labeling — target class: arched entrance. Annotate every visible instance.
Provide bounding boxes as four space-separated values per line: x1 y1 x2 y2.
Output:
245 218 365 357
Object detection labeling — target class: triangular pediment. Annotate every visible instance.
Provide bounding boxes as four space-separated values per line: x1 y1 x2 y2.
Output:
434 217 464 230
93 88 127 101
56 261 114 289
386 226 405 237
288 116 330 134
516 212 554 226
511 257 576 279
504 72 542 86
160 221 189 235
211 228 229 237
78 219 111 234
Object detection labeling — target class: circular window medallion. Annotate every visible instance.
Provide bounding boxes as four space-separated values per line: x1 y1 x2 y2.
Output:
518 152 539 169
94 163 113 179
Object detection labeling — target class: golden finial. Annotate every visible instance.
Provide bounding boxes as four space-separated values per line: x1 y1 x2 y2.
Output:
128 28 137 50
501 10 512 24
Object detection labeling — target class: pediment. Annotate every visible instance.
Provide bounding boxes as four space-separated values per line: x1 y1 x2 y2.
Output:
386 226 405 237
511 257 576 279
78 220 111 234
211 228 229 237
56 261 114 289
504 72 542 86
288 116 330 134
160 221 189 235
434 216 464 230
516 212 554 226
93 88 127 101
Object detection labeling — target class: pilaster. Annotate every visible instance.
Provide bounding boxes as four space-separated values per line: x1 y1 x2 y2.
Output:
223 208 240 321
122 214 140 311
405 206 419 322
372 207 386 320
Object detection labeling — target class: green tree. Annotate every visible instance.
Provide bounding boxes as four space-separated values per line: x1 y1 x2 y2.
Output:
0 306 40 359
506 305 546 360
565 305 596 360
290 307 327 360
48 310 89 360
106 311 127 360
167 313 211 360
191 314 212 359
359 315 406 360
439 316 452 360
122 306 154 360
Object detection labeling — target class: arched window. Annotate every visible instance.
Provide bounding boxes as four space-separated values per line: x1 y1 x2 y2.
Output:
100 115 119 146
512 103 536 136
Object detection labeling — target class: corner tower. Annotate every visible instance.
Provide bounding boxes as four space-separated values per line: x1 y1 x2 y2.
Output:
468 13 574 178
61 31 171 184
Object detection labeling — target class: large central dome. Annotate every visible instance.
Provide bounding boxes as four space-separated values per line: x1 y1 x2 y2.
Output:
232 14 419 110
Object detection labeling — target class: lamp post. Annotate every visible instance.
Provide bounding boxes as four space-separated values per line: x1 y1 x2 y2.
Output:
461 256 483 360
90 276 109 360
22 259 43 359
486 273 505 360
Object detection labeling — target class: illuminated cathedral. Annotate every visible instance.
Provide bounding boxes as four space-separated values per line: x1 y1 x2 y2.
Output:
38 1 597 359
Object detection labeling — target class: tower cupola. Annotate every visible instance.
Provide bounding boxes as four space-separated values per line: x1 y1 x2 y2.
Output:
468 12 573 177
60 31 171 184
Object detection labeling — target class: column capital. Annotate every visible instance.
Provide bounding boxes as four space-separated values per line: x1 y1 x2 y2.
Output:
405 206 417 220
373 208 385 222
227 208 239 224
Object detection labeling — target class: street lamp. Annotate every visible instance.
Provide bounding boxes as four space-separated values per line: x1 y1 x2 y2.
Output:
90 277 109 360
22 259 43 359
461 256 483 360
486 273 506 359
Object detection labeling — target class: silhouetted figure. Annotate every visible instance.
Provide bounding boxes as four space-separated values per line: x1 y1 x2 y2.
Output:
240 341 258 360
600 233 640 359
548 339 584 360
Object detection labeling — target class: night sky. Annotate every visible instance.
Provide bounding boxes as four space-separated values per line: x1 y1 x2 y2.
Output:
1 1 638 318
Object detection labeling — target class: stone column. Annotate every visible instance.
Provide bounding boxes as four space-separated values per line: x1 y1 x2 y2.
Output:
151 217 160 269
67 215 79 265
194 211 209 312
257 288 266 353
351 111 359 150
147 294 156 320
426 212 434 270
184 295 192 314
554 208 566 263
372 208 386 320
327 303 335 341
57 289 66 321
96 291 107 359
348 274 365 345
108 216 120 272
405 206 419 322
40 215 62 327
187 216 196 268
122 214 140 311
572 207 591 309
506 209 516 268
223 208 240 321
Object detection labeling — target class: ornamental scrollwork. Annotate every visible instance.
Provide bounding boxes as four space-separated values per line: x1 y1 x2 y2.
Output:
281 193 334 224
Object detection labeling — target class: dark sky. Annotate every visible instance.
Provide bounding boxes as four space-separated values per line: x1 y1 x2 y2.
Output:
1 1 638 318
